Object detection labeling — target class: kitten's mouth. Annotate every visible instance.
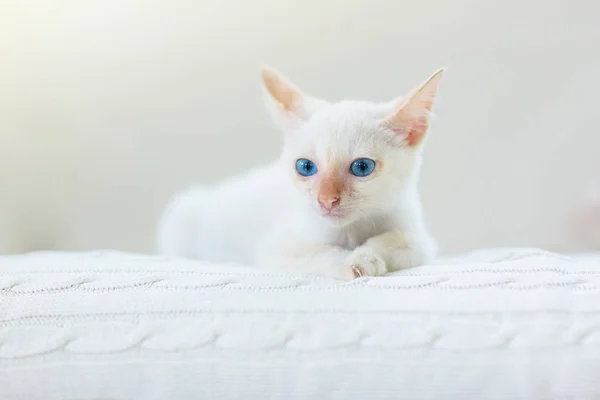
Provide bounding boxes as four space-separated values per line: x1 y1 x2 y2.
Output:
320 208 349 220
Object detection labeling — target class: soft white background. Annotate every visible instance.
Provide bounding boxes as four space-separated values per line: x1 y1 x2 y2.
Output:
1 0 599 254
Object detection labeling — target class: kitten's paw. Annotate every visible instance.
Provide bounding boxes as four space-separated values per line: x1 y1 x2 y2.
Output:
337 247 387 280
388 234 437 271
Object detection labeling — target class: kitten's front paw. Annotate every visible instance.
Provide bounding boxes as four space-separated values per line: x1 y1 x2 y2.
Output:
335 247 387 280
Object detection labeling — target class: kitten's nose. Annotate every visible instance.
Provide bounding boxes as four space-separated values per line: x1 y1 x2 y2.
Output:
318 195 341 211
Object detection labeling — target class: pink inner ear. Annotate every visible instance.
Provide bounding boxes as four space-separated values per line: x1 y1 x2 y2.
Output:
406 117 428 147
388 115 428 147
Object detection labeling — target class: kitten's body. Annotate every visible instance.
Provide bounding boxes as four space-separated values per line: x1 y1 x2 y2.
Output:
158 164 285 264
158 69 443 280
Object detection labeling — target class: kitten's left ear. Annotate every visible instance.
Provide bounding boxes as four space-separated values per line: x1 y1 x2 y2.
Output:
260 65 327 131
385 68 445 147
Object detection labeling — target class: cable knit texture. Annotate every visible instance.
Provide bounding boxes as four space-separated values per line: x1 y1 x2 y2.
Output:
1 248 600 399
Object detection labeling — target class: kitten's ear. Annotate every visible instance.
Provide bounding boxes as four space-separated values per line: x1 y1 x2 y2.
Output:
260 65 326 130
385 68 445 147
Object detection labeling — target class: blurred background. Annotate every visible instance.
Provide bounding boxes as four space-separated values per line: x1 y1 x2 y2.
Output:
1 0 599 254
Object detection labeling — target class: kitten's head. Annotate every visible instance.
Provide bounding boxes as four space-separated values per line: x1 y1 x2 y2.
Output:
261 66 444 226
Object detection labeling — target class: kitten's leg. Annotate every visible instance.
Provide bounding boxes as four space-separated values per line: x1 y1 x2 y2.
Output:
362 230 437 272
258 244 387 280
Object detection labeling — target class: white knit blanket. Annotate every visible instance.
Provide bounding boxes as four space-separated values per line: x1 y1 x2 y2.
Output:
1 248 599 399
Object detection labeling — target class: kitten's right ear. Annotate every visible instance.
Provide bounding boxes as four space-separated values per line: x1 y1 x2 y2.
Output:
260 65 326 130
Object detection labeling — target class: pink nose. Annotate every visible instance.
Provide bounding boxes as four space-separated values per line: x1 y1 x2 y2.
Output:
318 195 341 211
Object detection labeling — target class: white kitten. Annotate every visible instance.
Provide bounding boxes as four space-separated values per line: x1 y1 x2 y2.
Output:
157 66 444 280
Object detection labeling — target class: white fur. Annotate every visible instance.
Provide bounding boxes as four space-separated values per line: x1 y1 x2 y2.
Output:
157 67 442 280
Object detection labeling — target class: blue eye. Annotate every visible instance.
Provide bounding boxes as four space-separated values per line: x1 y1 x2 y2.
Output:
295 158 318 177
350 158 376 177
